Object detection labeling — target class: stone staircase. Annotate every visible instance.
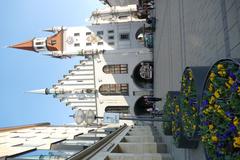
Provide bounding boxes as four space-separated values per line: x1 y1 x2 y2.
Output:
106 125 173 160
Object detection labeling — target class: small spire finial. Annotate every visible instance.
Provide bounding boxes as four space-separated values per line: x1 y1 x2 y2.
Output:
9 40 36 52
27 89 47 94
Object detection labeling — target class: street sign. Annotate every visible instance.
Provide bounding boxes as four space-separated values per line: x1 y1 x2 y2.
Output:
103 113 119 124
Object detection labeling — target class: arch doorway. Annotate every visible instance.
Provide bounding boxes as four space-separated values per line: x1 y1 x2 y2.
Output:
134 96 153 116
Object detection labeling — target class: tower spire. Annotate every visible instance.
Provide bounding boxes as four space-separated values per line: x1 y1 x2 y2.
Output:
9 39 36 52
27 89 48 94
9 29 64 54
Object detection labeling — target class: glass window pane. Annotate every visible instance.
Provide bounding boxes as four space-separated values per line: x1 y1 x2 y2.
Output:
11 149 77 160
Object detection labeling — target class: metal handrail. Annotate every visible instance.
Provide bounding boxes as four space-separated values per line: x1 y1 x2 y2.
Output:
69 124 127 160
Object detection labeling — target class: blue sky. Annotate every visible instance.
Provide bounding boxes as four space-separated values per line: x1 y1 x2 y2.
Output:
0 0 103 127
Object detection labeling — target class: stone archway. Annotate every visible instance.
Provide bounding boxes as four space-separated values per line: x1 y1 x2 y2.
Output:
134 96 153 116
132 61 153 89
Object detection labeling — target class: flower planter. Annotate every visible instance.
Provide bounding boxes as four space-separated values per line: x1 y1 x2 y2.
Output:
180 66 210 143
172 92 199 149
163 91 179 136
200 59 240 159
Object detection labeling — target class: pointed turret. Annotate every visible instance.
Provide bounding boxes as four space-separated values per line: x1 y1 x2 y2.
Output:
9 29 64 55
27 88 48 95
28 87 95 95
9 39 36 52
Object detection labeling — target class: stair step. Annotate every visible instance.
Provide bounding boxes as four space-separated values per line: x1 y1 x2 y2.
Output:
112 143 168 154
106 153 172 160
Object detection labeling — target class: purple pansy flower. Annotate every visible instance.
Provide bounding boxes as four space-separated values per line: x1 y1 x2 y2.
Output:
227 70 236 80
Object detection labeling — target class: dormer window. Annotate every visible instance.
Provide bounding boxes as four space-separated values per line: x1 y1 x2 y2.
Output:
51 40 57 45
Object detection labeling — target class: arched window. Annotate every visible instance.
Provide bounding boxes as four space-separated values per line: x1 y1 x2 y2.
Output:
99 84 129 96
103 64 128 74
105 106 129 114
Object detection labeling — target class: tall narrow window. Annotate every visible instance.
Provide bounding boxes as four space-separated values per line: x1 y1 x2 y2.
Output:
35 42 44 45
97 42 103 45
99 84 129 96
105 106 129 114
36 46 44 50
86 32 91 35
119 33 130 40
103 64 128 74
108 36 114 40
108 30 114 34
108 42 115 46
74 43 80 47
97 31 104 35
74 33 80 36
51 40 57 45
86 42 92 46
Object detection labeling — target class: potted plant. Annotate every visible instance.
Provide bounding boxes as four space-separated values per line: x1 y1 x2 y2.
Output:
163 91 179 135
172 93 199 148
200 59 240 159
179 66 209 143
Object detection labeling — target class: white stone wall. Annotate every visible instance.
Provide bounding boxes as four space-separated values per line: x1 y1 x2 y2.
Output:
62 21 146 55
94 48 153 117
104 0 138 6
91 5 143 24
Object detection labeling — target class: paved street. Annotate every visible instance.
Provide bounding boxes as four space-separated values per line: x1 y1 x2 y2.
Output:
153 0 240 159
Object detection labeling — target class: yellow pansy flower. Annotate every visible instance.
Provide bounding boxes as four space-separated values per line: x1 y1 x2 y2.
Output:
218 70 226 77
209 72 215 82
203 109 208 115
225 82 231 89
189 71 193 80
176 105 180 113
228 77 235 85
208 83 214 92
217 64 224 70
214 90 220 98
217 109 225 116
209 96 216 104
237 87 240 93
208 124 214 130
234 117 239 127
233 137 240 148
211 135 218 142
209 105 214 110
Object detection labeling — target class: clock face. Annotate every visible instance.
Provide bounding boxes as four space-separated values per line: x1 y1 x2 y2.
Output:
86 35 100 44
66 36 74 45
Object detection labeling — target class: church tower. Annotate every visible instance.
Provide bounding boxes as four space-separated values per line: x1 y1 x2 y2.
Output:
9 29 65 58
10 19 147 59
9 4 154 125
